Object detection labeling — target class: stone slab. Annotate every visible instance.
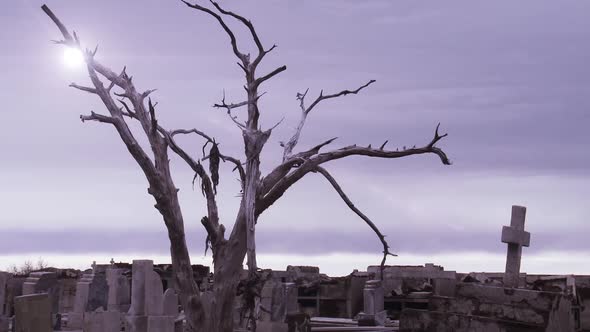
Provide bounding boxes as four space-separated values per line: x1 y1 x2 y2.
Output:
0 316 8 332
147 316 174 332
400 308 536 332
145 270 163 316
257 321 288 332
125 315 148 332
129 260 153 316
14 293 52 332
83 310 120 332
163 288 178 316
107 268 131 312
67 312 83 329
432 278 456 297
0 272 9 316
86 272 109 312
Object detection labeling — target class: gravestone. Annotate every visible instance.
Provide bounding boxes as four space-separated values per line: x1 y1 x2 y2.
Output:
107 267 131 312
83 309 120 332
501 205 530 288
147 316 174 332
126 260 175 332
259 282 298 332
0 272 9 332
68 267 109 329
163 289 178 316
145 270 164 316
129 260 152 316
14 293 52 332
0 272 8 314
358 280 386 326
21 272 60 314
68 274 91 328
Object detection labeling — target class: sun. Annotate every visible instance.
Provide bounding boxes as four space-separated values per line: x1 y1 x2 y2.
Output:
63 47 85 68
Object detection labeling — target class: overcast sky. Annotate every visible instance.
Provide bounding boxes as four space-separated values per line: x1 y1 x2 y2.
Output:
1 0 589 275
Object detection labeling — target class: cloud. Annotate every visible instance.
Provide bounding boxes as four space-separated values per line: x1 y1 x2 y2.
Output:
0 217 587 256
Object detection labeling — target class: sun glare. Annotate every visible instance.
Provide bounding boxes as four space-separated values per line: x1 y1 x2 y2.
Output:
63 47 85 68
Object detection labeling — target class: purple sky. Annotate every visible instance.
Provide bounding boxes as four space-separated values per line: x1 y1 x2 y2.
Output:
1 0 589 275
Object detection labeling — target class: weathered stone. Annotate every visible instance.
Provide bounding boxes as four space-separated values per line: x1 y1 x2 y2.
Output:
367 264 455 296
433 278 457 297
284 283 298 315
0 272 9 332
129 260 153 316
147 316 174 332
21 272 59 314
145 270 163 316
501 205 530 288
83 309 120 332
107 268 130 312
0 272 9 316
57 278 77 314
14 293 52 332
68 278 90 329
163 288 178 316
400 308 526 332
86 272 108 312
414 283 577 331
125 315 148 332
358 279 386 326
363 280 384 315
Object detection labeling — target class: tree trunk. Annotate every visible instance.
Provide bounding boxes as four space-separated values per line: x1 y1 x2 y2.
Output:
181 206 248 332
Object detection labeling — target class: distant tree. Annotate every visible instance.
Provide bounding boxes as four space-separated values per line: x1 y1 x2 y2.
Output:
42 3 450 331
8 257 47 276
35 257 48 270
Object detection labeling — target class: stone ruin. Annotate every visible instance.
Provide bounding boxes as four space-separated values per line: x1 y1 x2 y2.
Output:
1 205 590 331
0 260 193 332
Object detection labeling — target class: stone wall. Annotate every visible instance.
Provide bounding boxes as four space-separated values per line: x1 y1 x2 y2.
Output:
400 283 575 332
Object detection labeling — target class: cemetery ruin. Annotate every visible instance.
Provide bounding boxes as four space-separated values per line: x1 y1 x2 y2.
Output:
2 205 589 332
15 2 584 332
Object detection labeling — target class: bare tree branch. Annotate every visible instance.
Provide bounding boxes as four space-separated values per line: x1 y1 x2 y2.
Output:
213 91 249 128
259 124 450 216
306 79 376 115
282 80 375 161
261 137 337 195
181 1 247 63
80 111 115 124
69 83 97 94
254 65 287 87
41 5 74 44
314 166 396 280
209 1 263 53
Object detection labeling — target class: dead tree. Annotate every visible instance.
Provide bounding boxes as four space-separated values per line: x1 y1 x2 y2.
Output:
42 2 450 331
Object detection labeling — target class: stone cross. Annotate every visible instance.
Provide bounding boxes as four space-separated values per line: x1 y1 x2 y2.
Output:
501 205 530 288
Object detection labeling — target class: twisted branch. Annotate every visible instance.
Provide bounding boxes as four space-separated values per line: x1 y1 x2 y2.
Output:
259 124 450 216
314 166 396 279
283 80 375 161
